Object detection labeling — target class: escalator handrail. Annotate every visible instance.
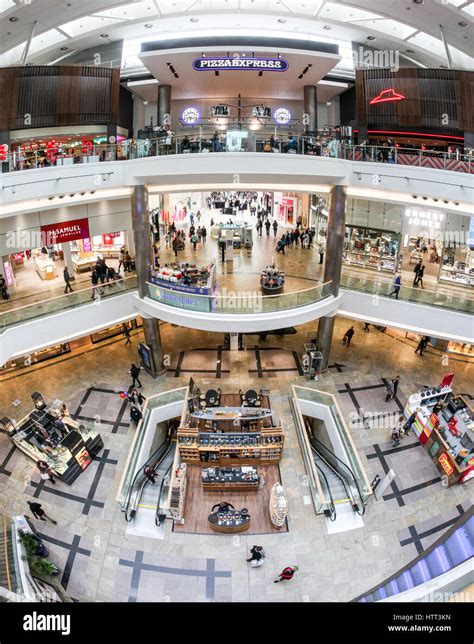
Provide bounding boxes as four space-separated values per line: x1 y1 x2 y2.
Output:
312 461 336 521
310 435 366 515
154 460 174 526
124 438 171 521
310 441 355 508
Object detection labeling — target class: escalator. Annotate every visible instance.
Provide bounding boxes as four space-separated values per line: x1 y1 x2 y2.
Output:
124 437 173 522
353 508 473 602
308 430 366 516
138 442 176 515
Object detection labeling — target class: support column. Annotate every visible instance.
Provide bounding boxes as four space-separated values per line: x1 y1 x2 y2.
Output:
317 184 346 371
157 84 172 128
61 242 74 273
303 85 318 136
131 184 165 376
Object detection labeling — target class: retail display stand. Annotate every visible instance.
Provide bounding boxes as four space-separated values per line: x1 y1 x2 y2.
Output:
269 483 288 529
170 463 187 523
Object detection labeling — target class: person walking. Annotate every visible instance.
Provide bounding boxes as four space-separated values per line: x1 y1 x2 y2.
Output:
124 252 132 273
415 336 430 356
414 264 425 289
191 232 199 250
27 501 57 524
201 226 207 243
274 565 298 583
413 260 422 287
63 266 73 294
129 363 142 388
385 379 395 403
172 236 179 258
130 404 142 424
318 240 325 264
392 375 400 398
91 269 102 300
37 460 56 485
122 323 131 345
118 246 126 273
389 274 402 299
144 465 156 484
363 322 370 332
272 220 278 237
343 326 355 347
219 238 226 263
265 219 271 236
247 545 264 563
391 427 401 448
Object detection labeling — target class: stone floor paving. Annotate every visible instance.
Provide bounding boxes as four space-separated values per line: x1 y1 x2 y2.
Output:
0 315 472 602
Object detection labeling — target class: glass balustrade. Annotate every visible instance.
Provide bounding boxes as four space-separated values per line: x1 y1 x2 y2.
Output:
340 273 474 315
4 138 472 174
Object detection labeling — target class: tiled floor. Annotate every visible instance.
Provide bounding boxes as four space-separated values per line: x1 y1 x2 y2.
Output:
0 314 472 602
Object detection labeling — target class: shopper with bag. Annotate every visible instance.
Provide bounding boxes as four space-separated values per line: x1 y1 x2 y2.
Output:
37 460 56 484
274 565 298 583
343 326 355 347
247 545 265 564
129 363 142 388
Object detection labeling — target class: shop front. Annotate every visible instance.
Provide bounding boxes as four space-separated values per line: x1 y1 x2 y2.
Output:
273 192 302 227
148 261 217 312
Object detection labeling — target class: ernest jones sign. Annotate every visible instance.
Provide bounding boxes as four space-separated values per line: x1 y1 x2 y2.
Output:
193 57 289 72
40 218 90 244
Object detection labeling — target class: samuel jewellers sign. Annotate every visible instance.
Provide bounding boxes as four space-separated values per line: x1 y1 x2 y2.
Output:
193 56 289 72
40 218 90 244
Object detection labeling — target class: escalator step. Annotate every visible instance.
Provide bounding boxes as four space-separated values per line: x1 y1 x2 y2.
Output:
397 570 415 592
374 587 387 601
425 545 453 578
444 527 473 567
410 559 431 586
384 580 400 597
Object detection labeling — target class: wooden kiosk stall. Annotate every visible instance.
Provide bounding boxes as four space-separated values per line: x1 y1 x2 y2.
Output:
172 387 287 534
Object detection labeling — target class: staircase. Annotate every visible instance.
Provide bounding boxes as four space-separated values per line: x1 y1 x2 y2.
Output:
312 449 350 504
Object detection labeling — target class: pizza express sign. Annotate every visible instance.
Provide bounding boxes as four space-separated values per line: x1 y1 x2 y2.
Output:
193 56 289 72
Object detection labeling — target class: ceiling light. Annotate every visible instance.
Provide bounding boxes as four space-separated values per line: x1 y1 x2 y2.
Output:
278 19 286 23
406 49 414 53
9 16 19 22
323 25 332 31
144 24 153 28
412 0 424 4
190 18 199 22
458 21 468 27
100 34 109 38
60 47 68 51
367 36 376 41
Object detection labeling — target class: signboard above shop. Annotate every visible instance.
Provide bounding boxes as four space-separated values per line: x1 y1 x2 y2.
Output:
40 218 90 245
193 56 289 72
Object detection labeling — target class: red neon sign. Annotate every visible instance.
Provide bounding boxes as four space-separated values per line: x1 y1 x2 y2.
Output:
369 88 406 105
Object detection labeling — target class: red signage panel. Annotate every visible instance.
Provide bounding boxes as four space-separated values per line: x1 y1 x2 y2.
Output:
40 218 90 244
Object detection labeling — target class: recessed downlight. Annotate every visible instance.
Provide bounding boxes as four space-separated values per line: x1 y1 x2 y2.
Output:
60 46 68 51
278 18 286 23
9 16 19 22
190 17 199 22
458 21 468 27
367 36 376 41
100 33 109 38
144 23 153 28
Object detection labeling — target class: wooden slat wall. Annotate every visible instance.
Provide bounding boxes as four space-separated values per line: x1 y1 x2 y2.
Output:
356 68 473 133
0 65 120 131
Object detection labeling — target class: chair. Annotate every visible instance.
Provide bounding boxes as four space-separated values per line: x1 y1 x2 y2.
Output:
205 389 221 407
244 389 258 407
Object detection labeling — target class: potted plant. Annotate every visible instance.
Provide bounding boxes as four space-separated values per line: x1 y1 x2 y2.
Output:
28 557 59 577
18 530 49 557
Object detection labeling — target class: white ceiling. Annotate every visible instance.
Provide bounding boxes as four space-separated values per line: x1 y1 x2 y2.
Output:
0 0 472 73
135 46 343 100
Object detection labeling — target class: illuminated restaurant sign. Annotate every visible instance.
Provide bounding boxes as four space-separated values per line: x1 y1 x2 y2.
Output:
438 453 454 476
193 57 289 72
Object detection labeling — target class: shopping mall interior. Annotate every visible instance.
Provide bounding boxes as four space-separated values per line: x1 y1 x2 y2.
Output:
0 0 472 638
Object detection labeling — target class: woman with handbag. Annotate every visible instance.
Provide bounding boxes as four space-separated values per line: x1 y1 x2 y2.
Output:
37 460 56 484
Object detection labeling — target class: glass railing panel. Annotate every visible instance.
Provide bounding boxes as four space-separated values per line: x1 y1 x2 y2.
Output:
0 276 138 332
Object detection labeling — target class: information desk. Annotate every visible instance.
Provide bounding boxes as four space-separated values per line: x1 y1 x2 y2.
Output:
148 261 216 312
208 510 251 533
405 386 473 486
202 466 259 491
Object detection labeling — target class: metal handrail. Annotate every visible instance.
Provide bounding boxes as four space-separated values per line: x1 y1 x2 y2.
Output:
312 459 337 522
124 439 172 522
2 513 11 592
154 460 173 527
310 434 366 516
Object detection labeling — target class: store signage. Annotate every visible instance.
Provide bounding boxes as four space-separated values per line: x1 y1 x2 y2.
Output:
181 107 200 124
3 261 14 287
0 144 8 161
253 106 271 118
273 107 292 125
405 208 444 229
211 105 230 117
193 57 289 72
82 238 92 253
438 453 454 476
369 88 405 105
40 218 90 244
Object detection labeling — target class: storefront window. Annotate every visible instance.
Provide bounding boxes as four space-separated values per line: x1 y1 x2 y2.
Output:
439 213 473 288
343 226 399 273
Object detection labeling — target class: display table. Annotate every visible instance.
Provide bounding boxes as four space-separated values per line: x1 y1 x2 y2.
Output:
208 510 251 533
34 255 57 280
72 255 96 273
261 264 284 295
191 406 272 421
269 483 288 528
404 384 474 486
202 466 259 491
